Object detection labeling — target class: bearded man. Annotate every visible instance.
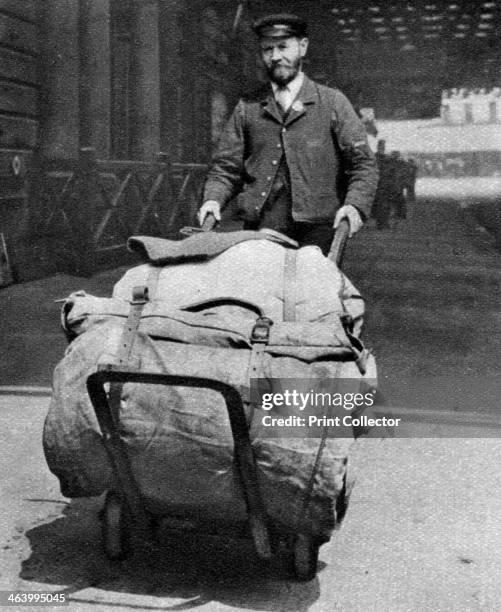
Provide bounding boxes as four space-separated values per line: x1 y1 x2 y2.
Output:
198 13 378 254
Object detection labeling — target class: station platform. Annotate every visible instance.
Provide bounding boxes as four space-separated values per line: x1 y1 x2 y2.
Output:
344 198 501 416
1 198 501 610
0 265 131 391
0 198 500 419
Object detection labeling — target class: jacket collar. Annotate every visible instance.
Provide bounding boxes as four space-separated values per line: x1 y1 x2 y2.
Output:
260 75 317 126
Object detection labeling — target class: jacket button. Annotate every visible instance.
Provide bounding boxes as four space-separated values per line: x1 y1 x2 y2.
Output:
276 143 281 148
272 160 278 165
282 127 286 133
260 191 266 197
267 176 272 181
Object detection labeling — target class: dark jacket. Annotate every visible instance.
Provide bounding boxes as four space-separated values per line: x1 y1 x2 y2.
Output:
202 76 378 223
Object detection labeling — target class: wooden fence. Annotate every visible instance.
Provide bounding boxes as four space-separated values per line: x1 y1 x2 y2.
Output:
28 148 208 276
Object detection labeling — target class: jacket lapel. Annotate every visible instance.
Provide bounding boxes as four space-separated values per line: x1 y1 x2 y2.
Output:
260 87 284 125
284 76 317 127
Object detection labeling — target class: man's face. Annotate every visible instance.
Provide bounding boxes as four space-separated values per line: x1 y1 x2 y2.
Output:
260 36 308 86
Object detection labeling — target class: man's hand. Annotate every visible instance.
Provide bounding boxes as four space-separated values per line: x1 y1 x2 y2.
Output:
334 204 363 237
198 200 221 226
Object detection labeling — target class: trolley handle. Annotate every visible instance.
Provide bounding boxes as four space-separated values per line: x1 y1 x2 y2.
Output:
327 218 350 267
87 368 272 560
196 214 350 266
200 212 217 232
179 212 217 237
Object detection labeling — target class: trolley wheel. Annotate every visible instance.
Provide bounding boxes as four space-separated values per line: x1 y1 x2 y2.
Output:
101 491 130 560
290 533 320 582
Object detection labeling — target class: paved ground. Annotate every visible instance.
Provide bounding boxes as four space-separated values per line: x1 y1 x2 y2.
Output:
0 267 130 388
1 198 501 610
1 394 501 612
1 198 500 417
343 198 501 416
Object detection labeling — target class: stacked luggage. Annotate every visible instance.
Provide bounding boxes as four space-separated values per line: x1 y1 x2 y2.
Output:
43 227 376 580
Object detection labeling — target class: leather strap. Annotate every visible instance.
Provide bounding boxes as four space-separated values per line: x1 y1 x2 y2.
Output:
182 297 264 318
338 275 368 375
117 287 149 368
147 265 161 301
283 249 297 322
247 316 273 429
296 362 342 530
108 285 149 424
248 316 273 379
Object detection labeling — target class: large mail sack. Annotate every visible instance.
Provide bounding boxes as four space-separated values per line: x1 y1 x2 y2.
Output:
114 237 366 332
44 237 376 541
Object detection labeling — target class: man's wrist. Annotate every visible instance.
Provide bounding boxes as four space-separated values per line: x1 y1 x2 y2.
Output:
202 182 230 209
344 202 366 222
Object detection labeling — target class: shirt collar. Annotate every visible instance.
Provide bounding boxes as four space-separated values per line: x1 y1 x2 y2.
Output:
271 71 304 100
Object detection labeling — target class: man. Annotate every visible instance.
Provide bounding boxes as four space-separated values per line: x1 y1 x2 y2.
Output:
372 139 391 230
389 150 407 221
198 13 378 255
373 143 405 229
403 157 418 204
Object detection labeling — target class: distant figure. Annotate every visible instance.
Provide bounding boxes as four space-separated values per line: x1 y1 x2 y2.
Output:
403 157 418 204
389 151 407 220
372 140 391 229
372 141 406 229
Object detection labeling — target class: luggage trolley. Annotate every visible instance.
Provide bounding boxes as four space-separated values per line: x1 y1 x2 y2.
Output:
87 219 351 581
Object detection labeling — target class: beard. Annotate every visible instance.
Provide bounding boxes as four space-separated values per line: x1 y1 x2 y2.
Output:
266 56 301 87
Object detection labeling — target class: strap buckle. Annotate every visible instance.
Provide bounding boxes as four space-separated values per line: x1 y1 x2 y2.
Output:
340 313 354 333
131 285 149 305
251 316 273 344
